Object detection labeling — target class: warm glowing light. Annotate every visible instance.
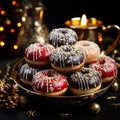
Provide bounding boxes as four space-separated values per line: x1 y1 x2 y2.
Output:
12 1 19 7
13 44 18 50
17 22 22 27
0 41 5 46
0 26 4 31
22 16 26 22
80 14 87 27
98 33 103 42
71 17 80 26
40 9 43 21
12 1 17 5
10 28 15 33
91 18 97 25
1 10 5 15
113 49 118 54
5 19 11 25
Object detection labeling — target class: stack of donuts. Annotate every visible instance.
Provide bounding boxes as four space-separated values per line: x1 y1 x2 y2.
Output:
19 27 118 96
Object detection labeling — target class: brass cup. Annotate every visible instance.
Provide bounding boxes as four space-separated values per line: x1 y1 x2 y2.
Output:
65 17 120 55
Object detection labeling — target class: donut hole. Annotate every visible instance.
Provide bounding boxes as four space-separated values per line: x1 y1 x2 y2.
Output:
46 71 55 77
63 47 72 52
81 68 90 74
99 57 106 64
38 44 44 47
61 30 67 34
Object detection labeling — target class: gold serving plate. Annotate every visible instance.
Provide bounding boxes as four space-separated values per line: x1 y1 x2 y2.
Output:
11 58 117 107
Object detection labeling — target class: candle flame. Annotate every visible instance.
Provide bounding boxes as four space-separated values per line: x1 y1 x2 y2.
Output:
81 14 87 26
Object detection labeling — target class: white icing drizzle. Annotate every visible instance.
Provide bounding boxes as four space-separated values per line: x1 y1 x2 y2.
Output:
32 69 68 93
89 55 118 78
19 63 39 81
50 45 85 68
48 28 78 47
69 67 101 90
25 43 55 61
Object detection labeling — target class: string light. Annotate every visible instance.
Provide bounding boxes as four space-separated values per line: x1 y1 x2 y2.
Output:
11 0 19 7
12 1 17 6
0 41 5 47
0 10 6 15
17 22 22 27
5 19 12 26
0 0 21 54
0 26 4 32
13 44 18 50
10 28 15 33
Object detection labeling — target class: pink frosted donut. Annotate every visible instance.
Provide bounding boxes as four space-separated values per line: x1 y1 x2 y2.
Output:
74 40 101 64
32 69 69 96
24 43 55 67
89 55 118 84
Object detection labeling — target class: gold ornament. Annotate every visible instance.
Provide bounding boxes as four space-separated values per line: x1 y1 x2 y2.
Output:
90 102 101 114
111 82 119 91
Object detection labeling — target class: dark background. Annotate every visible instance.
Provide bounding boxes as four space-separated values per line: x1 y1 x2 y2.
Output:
0 0 119 57
42 0 120 31
0 1 120 119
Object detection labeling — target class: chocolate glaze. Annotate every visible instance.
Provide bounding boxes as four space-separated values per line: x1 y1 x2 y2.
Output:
49 45 85 67
48 28 78 47
19 63 39 82
68 67 102 90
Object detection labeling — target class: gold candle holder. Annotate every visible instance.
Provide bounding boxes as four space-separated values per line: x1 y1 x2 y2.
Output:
65 14 120 55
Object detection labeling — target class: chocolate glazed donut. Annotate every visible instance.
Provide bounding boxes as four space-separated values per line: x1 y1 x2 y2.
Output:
49 45 85 74
68 67 102 95
48 28 78 48
19 63 39 88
